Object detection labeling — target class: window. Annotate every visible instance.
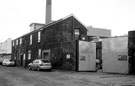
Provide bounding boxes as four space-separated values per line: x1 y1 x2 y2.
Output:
38 49 41 59
20 38 22 44
38 31 41 42
14 57 16 60
28 50 31 60
75 29 80 35
16 39 18 45
30 35 32 45
12 41 14 46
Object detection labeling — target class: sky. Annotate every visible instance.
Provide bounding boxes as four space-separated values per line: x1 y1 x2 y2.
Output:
0 0 135 42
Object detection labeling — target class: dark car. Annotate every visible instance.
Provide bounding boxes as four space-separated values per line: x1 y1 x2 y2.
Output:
28 59 52 71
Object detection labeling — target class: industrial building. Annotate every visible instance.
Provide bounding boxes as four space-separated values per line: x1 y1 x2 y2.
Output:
0 38 12 54
0 38 12 58
87 26 111 38
11 0 111 71
128 31 135 74
0 38 12 64
12 15 89 71
87 26 111 63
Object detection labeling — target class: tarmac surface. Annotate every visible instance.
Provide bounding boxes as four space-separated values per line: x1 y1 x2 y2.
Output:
0 65 135 86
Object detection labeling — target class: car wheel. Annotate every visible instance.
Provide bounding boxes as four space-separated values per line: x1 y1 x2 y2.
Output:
28 66 31 70
4 63 6 66
47 69 52 72
37 67 40 71
49 69 52 71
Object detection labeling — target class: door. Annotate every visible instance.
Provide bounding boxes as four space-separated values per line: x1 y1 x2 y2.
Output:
78 41 96 71
42 50 50 61
23 54 26 67
89 43 96 71
20 55 23 66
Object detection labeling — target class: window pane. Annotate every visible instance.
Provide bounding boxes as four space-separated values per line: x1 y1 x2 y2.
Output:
38 49 41 59
12 41 14 46
16 40 18 45
28 50 31 60
75 29 79 35
20 38 22 44
38 31 41 42
30 35 32 45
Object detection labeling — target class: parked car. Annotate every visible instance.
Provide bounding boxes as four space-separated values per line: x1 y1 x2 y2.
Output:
28 59 52 71
2 59 15 66
0 58 4 65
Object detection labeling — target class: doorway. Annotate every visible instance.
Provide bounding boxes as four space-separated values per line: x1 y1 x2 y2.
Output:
42 50 50 61
20 55 23 66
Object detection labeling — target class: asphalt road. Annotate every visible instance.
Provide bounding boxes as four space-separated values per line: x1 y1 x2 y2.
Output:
0 65 135 86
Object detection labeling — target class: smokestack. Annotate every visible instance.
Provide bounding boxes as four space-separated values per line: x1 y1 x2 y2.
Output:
46 0 52 24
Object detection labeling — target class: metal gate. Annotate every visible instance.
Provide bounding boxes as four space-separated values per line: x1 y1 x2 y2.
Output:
78 41 96 71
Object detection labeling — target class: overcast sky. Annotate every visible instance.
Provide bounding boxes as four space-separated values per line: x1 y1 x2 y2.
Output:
0 0 135 42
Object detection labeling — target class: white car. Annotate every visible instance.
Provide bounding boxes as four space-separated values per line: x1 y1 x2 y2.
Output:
28 59 52 71
2 59 15 66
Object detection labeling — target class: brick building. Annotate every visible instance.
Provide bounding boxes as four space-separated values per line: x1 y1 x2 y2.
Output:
11 15 88 71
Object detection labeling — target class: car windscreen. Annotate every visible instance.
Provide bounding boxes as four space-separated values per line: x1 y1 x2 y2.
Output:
9 60 13 61
41 60 49 63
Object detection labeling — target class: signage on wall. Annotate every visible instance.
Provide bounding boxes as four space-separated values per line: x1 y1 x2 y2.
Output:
118 55 128 61
66 54 70 59
80 56 86 61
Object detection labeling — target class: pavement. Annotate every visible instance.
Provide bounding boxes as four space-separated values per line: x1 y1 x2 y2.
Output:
0 66 135 86
54 70 135 86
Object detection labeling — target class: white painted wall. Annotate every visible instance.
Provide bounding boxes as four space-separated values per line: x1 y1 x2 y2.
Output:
0 38 12 54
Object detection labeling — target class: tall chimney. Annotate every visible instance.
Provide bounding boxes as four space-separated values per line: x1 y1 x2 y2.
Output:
46 0 52 24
